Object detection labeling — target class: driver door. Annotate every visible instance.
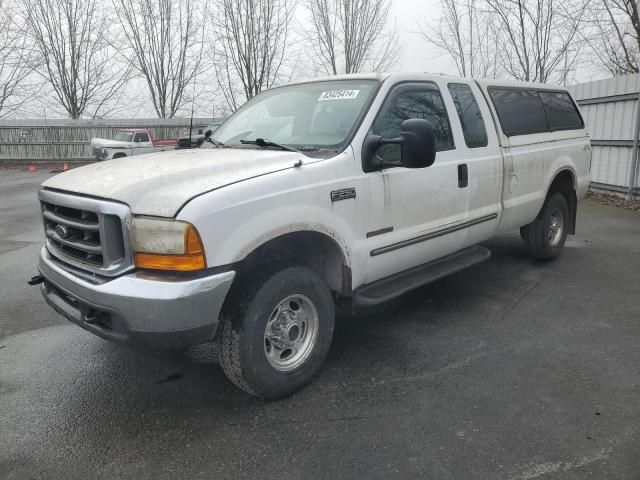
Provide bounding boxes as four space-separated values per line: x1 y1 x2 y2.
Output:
133 132 152 154
362 81 470 283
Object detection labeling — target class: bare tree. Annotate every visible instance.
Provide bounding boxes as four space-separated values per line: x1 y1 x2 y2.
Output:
303 0 401 75
115 0 205 118
0 0 38 117
485 0 586 84
582 0 640 75
24 0 131 118
420 0 501 78
210 0 292 111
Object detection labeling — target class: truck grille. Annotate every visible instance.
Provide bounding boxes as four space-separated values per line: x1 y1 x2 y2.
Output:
39 190 133 276
43 202 103 265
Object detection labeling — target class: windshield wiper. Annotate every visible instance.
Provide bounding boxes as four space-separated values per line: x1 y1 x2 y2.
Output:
203 128 224 147
205 137 225 147
240 138 301 153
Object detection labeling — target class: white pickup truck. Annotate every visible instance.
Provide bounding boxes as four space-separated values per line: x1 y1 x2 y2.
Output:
33 73 590 399
90 128 177 161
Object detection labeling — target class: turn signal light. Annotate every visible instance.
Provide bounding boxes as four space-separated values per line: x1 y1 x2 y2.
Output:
132 223 206 272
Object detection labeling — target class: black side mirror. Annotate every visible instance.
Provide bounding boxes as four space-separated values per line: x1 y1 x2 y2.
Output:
362 118 437 173
204 129 213 140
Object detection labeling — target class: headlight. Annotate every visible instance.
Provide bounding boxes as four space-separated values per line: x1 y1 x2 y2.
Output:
129 217 206 271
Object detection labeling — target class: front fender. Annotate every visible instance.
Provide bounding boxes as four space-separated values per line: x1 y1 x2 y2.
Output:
177 183 364 280
218 206 353 268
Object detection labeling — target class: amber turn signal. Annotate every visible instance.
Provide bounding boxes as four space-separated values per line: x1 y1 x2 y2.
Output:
133 224 206 271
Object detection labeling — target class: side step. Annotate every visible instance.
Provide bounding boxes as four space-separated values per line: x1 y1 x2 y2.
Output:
353 245 491 307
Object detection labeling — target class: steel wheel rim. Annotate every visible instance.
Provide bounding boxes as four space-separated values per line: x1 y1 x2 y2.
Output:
263 294 319 372
548 208 564 246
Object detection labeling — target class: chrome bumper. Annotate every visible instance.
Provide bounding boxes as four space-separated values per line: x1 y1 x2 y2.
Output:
38 248 235 349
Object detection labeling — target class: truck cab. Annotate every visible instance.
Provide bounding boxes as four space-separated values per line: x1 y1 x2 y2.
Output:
35 73 591 399
90 128 177 160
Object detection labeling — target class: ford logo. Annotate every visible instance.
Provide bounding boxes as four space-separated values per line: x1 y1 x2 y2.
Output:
55 224 69 239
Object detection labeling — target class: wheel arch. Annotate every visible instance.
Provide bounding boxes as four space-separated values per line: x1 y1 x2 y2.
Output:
234 230 352 297
546 168 577 235
112 152 127 159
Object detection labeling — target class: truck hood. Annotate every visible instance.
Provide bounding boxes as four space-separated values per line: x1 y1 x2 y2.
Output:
42 148 302 217
90 138 132 149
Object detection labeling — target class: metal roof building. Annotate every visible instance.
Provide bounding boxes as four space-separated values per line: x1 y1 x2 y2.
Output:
569 75 640 197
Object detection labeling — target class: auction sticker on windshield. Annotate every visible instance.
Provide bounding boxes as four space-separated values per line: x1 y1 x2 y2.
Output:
318 90 360 101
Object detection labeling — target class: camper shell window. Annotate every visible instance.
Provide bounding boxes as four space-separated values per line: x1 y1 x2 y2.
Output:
488 87 584 137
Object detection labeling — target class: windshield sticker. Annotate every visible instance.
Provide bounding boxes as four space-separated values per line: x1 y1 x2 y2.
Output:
318 90 360 101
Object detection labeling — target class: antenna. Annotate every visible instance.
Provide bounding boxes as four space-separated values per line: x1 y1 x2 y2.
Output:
189 73 197 146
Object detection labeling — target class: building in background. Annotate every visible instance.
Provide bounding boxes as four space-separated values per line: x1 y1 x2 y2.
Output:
569 75 640 199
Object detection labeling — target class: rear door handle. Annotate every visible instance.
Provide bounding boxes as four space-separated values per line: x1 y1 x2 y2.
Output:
458 164 468 188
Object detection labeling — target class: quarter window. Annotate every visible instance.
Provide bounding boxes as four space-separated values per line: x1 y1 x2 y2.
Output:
372 83 454 162
539 91 584 131
448 83 488 148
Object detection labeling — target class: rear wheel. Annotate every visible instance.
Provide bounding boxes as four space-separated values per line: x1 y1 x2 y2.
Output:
219 267 335 399
521 192 569 260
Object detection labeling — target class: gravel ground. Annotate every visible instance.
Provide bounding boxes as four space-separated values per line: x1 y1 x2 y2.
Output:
587 191 640 212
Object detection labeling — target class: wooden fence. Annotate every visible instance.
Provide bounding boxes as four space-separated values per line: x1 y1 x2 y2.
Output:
0 118 220 163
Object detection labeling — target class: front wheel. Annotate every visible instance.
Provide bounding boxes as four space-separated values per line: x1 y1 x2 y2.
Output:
219 267 335 399
520 192 569 260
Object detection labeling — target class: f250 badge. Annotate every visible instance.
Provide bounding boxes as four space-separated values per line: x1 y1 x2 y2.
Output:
330 188 356 202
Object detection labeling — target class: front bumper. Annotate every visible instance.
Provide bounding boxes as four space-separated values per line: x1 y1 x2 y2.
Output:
38 248 235 349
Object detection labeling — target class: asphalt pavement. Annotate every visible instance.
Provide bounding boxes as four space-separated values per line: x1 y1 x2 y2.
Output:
1 168 639 479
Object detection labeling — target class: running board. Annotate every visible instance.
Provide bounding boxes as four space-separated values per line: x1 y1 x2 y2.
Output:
353 245 491 307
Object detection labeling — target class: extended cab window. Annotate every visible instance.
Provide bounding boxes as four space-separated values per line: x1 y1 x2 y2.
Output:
372 83 454 162
448 83 488 148
489 88 548 136
539 91 584 131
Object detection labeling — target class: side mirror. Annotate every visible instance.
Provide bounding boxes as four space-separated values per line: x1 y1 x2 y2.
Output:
362 119 437 173
204 129 213 140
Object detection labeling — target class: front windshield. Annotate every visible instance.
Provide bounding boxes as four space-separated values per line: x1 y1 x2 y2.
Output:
210 80 378 149
113 132 133 142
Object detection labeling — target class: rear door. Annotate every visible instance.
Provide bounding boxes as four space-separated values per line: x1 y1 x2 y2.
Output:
445 82 502 247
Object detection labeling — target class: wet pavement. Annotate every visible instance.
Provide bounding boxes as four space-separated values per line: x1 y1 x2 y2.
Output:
1 169 639 479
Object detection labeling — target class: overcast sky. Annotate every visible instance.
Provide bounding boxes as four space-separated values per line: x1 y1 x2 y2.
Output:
394 0 454 75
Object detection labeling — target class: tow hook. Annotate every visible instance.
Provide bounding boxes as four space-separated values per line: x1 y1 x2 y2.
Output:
27 274 45 286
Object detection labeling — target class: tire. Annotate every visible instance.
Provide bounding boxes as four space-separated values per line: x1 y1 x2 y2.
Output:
521 192 569 260
219 266 335 399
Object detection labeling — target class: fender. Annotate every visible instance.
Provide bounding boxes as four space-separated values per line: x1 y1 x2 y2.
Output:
179 193 364 283
233 221 352 267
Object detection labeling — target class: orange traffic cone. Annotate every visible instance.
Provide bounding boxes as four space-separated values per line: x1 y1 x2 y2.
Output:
28 163 36 172
63 163 69 171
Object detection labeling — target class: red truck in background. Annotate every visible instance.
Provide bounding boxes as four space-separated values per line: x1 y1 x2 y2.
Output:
90 128 178 161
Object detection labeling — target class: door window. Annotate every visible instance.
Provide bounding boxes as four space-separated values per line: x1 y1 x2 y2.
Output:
372 83 454 162
448 83 488 148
